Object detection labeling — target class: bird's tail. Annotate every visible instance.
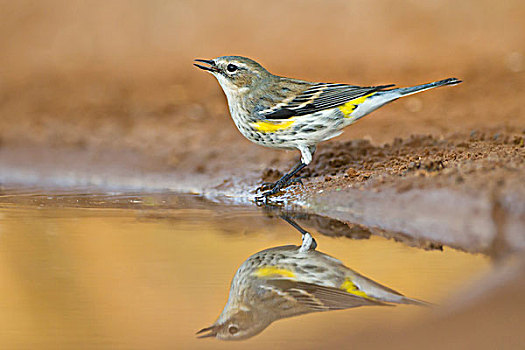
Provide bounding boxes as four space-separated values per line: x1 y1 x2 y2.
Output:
345 77 461 125
390 77 462 97
398 296 434 307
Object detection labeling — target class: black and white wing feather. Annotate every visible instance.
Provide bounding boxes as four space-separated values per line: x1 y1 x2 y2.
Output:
259 83 395 120
264 279 388 314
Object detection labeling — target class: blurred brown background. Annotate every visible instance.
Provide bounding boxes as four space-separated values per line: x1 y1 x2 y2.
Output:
0 0 523 178
2 0 523 76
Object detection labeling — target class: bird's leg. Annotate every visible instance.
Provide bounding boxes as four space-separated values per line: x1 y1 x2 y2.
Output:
300 232 317 252
280 215 317 252
256 161 307 195
256 146 315 200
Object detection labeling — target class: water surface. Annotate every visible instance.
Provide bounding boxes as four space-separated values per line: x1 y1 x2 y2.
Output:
0 191 489 349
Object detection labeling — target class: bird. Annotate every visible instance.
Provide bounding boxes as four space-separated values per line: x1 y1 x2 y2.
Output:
194 56 461 199
197 216 428 341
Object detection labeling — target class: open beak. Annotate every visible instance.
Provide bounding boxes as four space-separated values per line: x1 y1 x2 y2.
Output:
196 325 217 339
194 59 220 73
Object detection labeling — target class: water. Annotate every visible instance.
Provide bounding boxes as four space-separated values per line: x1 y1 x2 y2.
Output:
0 190 489 349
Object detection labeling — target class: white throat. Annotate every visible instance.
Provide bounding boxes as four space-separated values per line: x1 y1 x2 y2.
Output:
214 74 237 100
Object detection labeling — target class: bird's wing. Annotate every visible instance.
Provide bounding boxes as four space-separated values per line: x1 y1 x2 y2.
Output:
265 279 389 312
258 82 395 119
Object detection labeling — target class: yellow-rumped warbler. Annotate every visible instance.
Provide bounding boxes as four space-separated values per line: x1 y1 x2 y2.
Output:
194 56 461 198
197 221 427 340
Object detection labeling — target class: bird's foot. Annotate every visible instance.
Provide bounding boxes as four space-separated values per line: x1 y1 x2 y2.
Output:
254 183 284 204
255 181 277 193
254 195 284 206
289 176 306 187
254 176 305 204
255 176 304 195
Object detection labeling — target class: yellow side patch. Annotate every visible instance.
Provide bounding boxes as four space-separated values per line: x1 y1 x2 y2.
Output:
251 120 295 133
340 278 375 300
253 266 296 278
338 92 376 117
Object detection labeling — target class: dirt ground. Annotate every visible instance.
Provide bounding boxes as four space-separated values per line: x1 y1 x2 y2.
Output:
0 0 524 348
270 130 523 195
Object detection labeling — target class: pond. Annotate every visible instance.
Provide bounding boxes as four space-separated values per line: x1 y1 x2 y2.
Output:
0 190 489 349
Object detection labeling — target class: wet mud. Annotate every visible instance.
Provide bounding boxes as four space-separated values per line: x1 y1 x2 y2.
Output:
271 130 525 258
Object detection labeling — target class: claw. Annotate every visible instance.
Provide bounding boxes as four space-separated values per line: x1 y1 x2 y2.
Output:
255 181 275 193
254 175 305 197
255 180 283 194
255 183 286 203
290 177 304 187
259 197 283 205
261 187 283 198
254 193 284 206
254 195 267 205
255 161 308 199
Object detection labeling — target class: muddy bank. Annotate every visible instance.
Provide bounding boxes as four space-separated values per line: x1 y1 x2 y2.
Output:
1 129 523 257
280 130 525 258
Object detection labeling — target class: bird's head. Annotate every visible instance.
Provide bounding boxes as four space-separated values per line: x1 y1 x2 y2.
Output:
194 56 271 95
196 308 271 341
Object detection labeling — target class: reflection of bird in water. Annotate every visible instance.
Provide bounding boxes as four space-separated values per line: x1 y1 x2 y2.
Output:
197 217 428 340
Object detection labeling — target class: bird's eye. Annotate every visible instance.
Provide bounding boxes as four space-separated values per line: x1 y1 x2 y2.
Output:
228 325 239 335
226 64 238 73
